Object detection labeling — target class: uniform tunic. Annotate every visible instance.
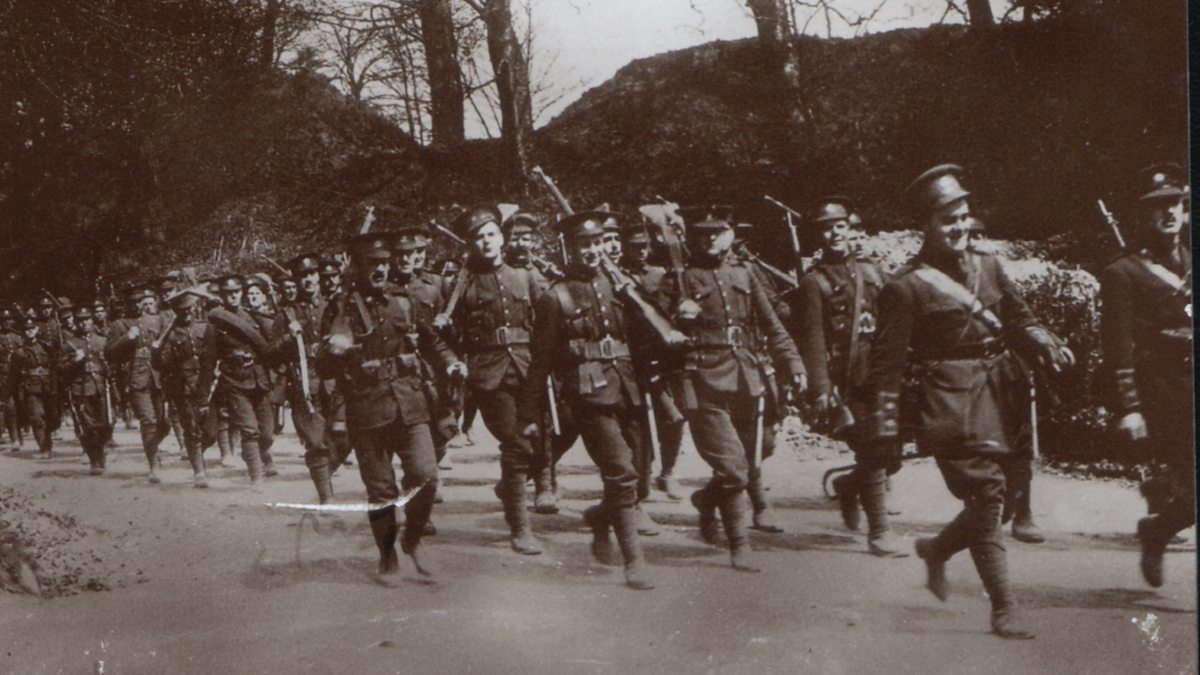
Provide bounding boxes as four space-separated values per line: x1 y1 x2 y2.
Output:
59 331 113 459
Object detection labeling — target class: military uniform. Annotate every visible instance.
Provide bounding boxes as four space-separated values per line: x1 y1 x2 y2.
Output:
518 211 655 589
0 313 23 448
1098 163 1194 588
11 324 56 453
664 206 806 570
58 309 112 474
32 302 64 433
155 292 211 487
317 233 461 584
448 205 547 553
104 289 171 481
866 165 1070 639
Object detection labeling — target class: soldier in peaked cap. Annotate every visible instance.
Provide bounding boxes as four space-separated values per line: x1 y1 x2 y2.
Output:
12 317 56 454
318 232 466 585
620 220 688 502
663 205 807 571
731 220 792 323
516 210 657 590
32 296 64 434
290 252 323 303
502 212 558 288
1099 162 1194 588
0 308 23 449
155 289 212 487
864 164 1074 639
105 285 172 482
320 258 344 299
599 211 623 266
792 195 902 555
198 275 279 484
445 204 550 554
58 306 112 475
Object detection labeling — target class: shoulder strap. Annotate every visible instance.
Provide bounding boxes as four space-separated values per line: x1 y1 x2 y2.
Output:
911 263 1004 334
1133 252 1192 295
811 266 835 300
551 281 576 320
843 262 866 393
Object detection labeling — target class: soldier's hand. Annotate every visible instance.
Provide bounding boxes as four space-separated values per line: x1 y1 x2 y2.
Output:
1027 326 1074 372
446 361 468 380
432 313 452 331
1117 412 1149 442
287 320 302 336
791 373 807 396
676 299 702 321
73 348 86 362
812 392 836 416
327 331 353 356
520 422 540 439
126 326 140 341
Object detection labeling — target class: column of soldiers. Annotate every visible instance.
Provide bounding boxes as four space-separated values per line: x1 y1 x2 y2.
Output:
0 162 1190 640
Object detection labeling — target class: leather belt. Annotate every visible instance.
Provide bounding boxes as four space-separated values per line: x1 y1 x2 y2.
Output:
568 336 631 360
689 325 749 350
916 339 1007 361
466 325 530 350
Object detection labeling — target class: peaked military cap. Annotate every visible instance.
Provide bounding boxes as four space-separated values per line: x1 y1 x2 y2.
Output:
393 225 431 252
906 164 971 213
72 306 93 320
555 211 613 239
812 195 854 224
127 286 155 301
453 205 503 238
676 205 734 231
288 253 321 274
621 221 651 244
1137 162 1188 202
504 212 539 237
36 296 55 309
440 259 462 275
348 233 392 261
319 258 342 276
55 297 73 313
245 273 272 292
217 275 245 293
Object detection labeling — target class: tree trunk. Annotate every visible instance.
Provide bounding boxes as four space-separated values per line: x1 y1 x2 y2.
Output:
478 0 534 189
418 0 465 148
260 0 279 68
746 0 789 45
965 0 997 28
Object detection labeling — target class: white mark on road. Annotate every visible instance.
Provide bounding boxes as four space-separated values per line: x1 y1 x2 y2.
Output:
1131 612 1161 649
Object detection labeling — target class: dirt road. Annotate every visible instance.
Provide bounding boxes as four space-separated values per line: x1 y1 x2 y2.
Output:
0 422 1195 674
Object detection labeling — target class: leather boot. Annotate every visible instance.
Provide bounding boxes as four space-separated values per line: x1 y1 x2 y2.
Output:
217 429 233 467
612 505 654 590
655 473 683 501
308 461 334 504
1137 516 1167 588
533 464 558 514
1010 488 1044 544
242 438 264 485
719 490 760 573
583 504 619 566
971 542 1033 640
634 502 661 537
831 472 861 531
914 538 949 601
861 468 906 557
401 484 437 578
503 470 542 555
747 474 782 534
261 443 279 477
144 445 161 484
369 507 402 588
691 486 720 545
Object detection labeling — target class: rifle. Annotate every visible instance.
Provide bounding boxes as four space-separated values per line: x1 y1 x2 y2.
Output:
431 224 471 330
262 255 289 276
764 195 807 278
531 167 686 347
42 290 80 435
359 205 377 235
744 250 799 290
1097 200 1126 250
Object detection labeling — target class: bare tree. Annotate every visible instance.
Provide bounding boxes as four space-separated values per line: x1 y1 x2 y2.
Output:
964 0 997 28
313 6 391 102
418 0 465 147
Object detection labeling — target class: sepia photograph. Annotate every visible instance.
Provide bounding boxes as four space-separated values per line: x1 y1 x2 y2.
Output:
0 0 1194 672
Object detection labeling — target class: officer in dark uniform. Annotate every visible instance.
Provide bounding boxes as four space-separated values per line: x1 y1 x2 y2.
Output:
1098 163 1194 588
503 212 559 288
446 204 547 554
105 286 171 482
319 233 466 586
621 220 687 502
865 164 1073 639
518 211 657 590
32 296 63 435
58 306 113 475
793 196 903 555
320 258 344 299
0 309 22 449
663 205 807 571
199 275 278 485
12 319 56 454
155 289 211 488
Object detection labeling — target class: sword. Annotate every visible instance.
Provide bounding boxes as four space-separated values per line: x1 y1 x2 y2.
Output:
1029 374 1040 461
753 395 765 466
295 331 314 414
546 376 561 436
265 481 426 513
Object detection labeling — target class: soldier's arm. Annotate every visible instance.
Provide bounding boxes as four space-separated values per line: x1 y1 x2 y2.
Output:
56 339 82 380
863 280 915 442
196 323 218 403
103 321 134 362
415 299 459 374
795 275 833 397
750 270 805 380
517 290 562 427
1098 263 1139 414
994 257 1072 369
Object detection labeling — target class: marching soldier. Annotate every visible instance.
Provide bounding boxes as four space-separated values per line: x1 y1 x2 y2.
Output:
733 222 792 323
663 205 807 570
1098 163 1194 588
0 309 22 449
866 164 1073 639
32 296 63 435
793 196 903 555
104 286 171 482
621 221 686 501
318 233 466 586
11 319 56 454
199 275 278 484
155 290 211 488
320 258 343 299
518 211 656 590
445 205 547 554
503 212 559 288
58 306 113 475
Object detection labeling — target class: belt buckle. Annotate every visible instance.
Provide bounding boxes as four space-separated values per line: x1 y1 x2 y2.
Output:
598 336 615 359
495 326 510 345
726 325 744 348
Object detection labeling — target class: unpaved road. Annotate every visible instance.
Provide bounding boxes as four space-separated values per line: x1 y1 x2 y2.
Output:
0 420 1195 675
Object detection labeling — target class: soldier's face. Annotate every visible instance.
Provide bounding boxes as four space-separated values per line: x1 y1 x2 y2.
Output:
602 233 622 262
689 227 734 259
1140 197 1185 237
356 260 390 291
77 316 94 333
220 289 242 310
822 219 852 255
24 325 37 340
282 282 298 301
246 287 266 308
94 307 107 322
926 200 973 255
139 297 158 315
37 306 52 319
411 246 427 271
472 223 504 263
395 249 420 278
510 232 535 252
627 240 650 264
321 274 340 295
568 234 605 270
299 271 320 297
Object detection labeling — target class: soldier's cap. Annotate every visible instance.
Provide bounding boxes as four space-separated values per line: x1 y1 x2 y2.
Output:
439 259 462 275
1137 162 1188 202
847 212 864 228
503 212 539 237
812 195 854 224
245 273 273 292
91 299 108 310
56 297 73 311
620 221 651 244
676 205 734 231
288 253 322 274
906 164 970 213
555 211 616 240
319 258 342 276
392 225 431 252
277 273 298 286
217 275 245 293
348 233 392 262
165 285 208 310
593 206 622 233
73 306 93 320
36 297 54 309
452 205 503 238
